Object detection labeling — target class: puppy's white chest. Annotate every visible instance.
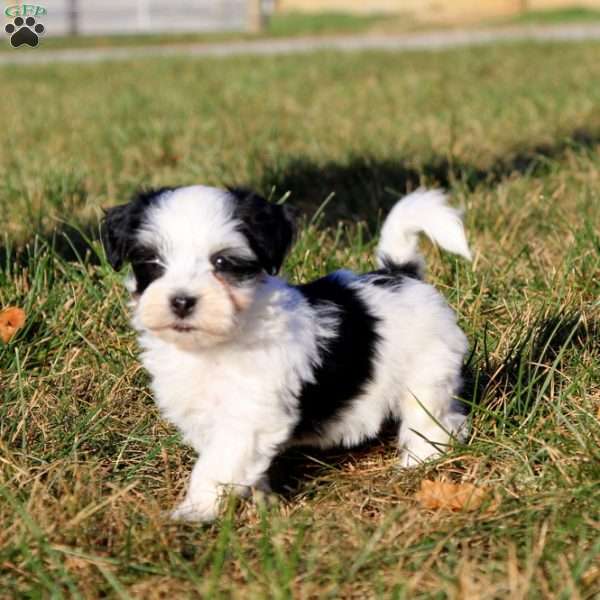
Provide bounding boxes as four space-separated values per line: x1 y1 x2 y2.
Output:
139 339 242 444
138 335 299 452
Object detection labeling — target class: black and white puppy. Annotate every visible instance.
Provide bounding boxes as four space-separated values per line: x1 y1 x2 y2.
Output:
102 186 472 522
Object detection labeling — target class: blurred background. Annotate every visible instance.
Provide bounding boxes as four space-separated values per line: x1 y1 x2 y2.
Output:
9 0 600 40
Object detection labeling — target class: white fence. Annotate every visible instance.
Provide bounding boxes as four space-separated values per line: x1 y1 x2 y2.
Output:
25 0 252 36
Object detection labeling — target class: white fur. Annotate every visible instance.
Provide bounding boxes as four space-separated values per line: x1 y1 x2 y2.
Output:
377 188 471 276
121 186 471 521
296 279 469 464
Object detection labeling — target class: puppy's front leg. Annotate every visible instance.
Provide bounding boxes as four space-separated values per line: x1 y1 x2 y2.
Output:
170 427 281 523
170 457 222 522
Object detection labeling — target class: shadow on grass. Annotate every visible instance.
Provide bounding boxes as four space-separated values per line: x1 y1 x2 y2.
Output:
45 223 103 264
259 127 600 225
0 222 103 274
482 309 595 408
2 126 599 265
268 422 399 499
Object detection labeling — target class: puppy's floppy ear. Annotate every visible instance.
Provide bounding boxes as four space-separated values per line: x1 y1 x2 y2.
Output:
101 203 137 271
101 187 175 271
228 188 297 275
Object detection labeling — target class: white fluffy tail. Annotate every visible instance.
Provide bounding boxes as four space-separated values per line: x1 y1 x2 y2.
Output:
376 188 471 273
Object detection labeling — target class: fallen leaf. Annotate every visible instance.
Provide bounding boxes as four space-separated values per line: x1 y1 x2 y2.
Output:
582 564 599 587
0 307 26 343
415 479 488 512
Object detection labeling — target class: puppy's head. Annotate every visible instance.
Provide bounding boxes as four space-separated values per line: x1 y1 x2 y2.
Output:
101 185 295 351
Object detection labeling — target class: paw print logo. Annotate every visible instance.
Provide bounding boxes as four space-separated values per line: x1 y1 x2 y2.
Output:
5 16 45 48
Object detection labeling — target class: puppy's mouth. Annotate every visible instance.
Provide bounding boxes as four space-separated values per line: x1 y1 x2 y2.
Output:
171 323 196 333
150 322 230 337
150 323 198 333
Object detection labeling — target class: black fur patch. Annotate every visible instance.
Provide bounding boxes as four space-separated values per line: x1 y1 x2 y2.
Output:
129 247 165 294
227 188 296 276
365 256 422 288
293 275 380 437
209 251 263 284
101 187 175 292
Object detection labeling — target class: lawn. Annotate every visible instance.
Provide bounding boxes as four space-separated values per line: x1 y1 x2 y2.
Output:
506 6 600 25
0 40 599 598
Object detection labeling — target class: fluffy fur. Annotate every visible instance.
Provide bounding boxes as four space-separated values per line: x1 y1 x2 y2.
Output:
102 185 471 522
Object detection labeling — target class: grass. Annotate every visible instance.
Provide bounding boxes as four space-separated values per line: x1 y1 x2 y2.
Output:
1 40 599 598
507 7 600 25
266 11 393 36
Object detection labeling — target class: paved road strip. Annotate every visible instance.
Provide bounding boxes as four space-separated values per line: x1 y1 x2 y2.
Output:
2 23 600 65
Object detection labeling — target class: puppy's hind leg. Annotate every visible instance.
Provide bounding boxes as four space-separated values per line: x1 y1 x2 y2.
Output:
397 381 468 468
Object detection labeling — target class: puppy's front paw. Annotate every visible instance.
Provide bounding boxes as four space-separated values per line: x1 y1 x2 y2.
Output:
398 441 443 469
399 451 432 469
169 500 219 523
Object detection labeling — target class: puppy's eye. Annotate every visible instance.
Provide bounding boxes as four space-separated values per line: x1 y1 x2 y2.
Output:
131 248 159 264
210 252 262 281
140 260 163 274
212 254 233 272
129 247 165 293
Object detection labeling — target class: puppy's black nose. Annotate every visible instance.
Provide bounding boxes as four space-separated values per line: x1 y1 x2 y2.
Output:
170 295 197 318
